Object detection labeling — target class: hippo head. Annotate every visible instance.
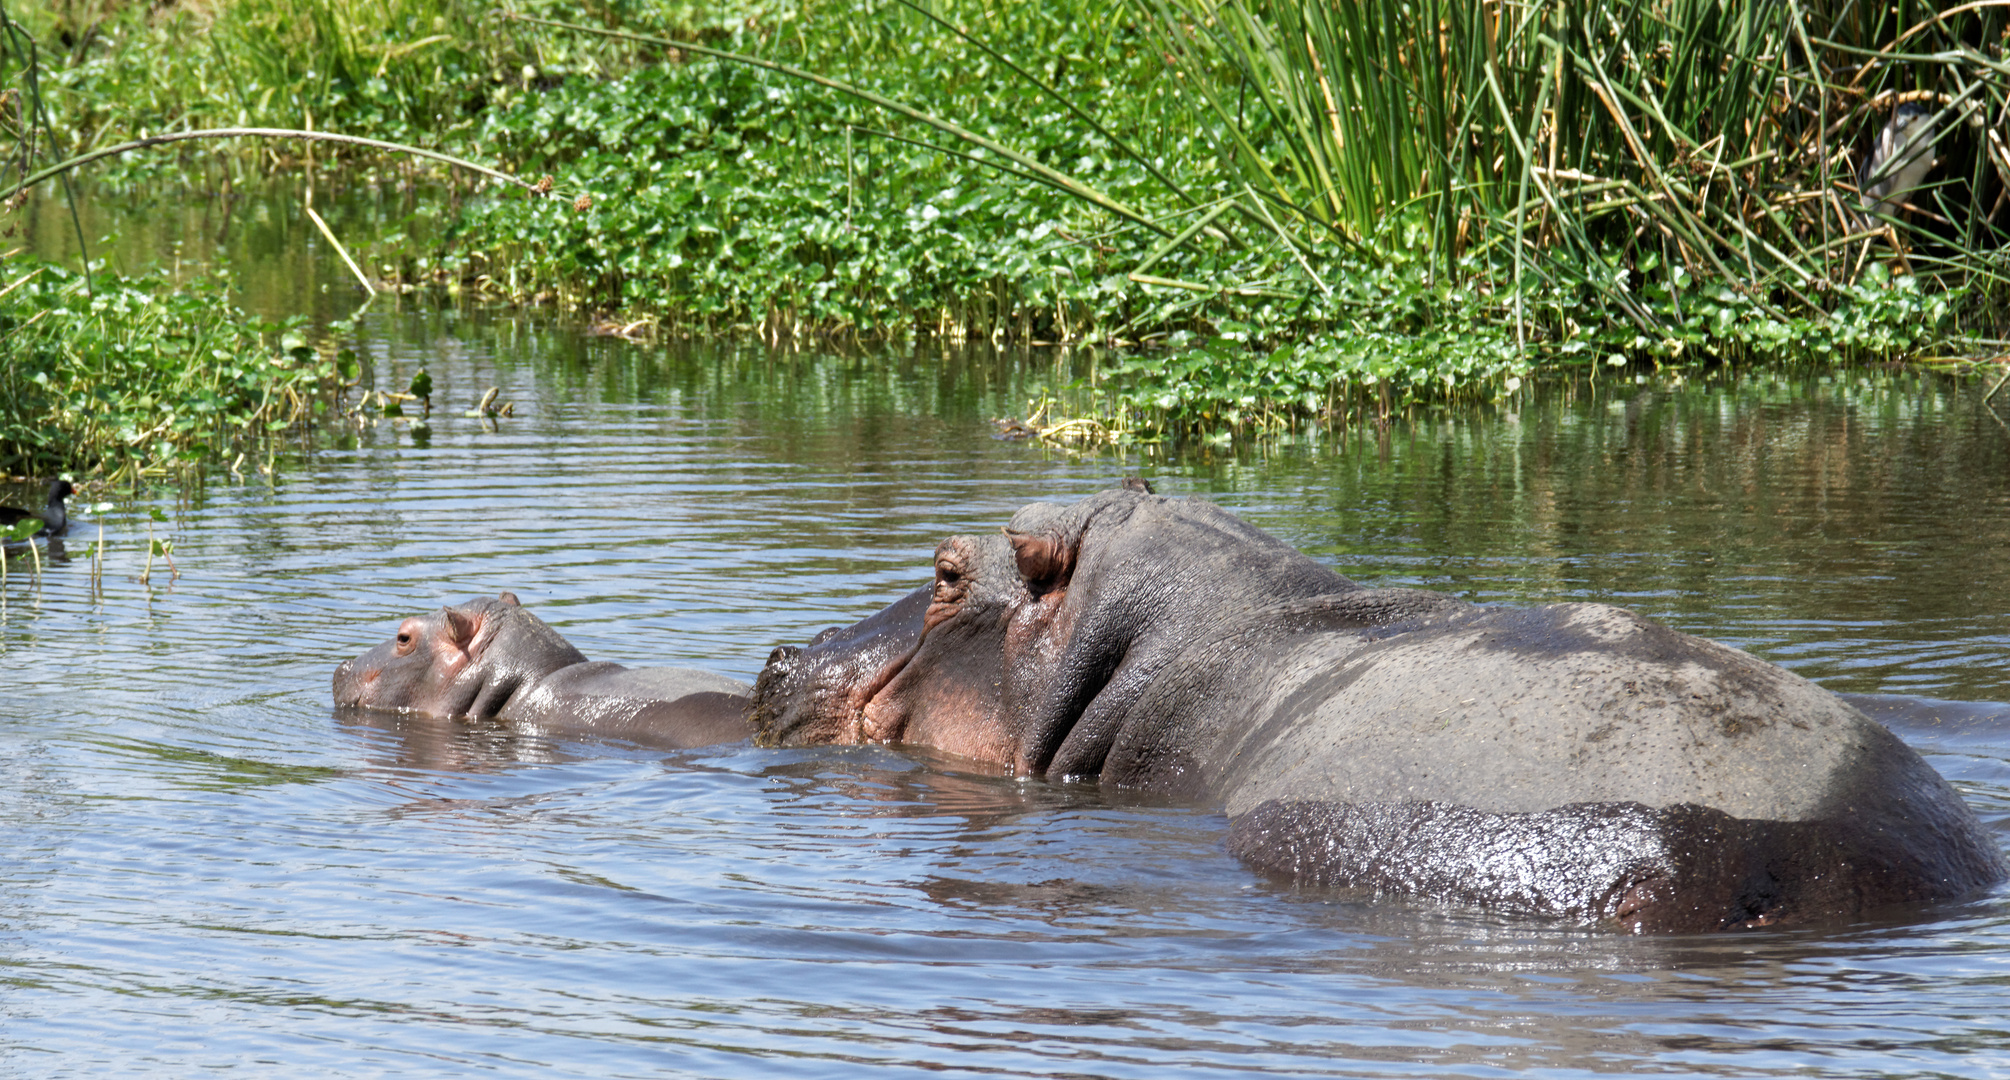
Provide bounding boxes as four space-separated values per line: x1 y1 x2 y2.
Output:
751 538 1025 764
750 481 1354 775
333 592 589 718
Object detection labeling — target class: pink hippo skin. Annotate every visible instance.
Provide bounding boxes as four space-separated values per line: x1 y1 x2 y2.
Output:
335 592 750 749
748 481 2005 932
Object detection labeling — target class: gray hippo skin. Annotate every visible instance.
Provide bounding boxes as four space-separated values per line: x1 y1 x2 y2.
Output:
335 592 751 749
750 483 2005 931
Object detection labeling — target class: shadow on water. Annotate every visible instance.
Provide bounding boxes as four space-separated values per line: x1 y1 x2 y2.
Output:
4 181 2010 1077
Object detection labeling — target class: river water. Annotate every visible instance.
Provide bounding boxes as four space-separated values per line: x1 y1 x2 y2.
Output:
6 191 2010 1077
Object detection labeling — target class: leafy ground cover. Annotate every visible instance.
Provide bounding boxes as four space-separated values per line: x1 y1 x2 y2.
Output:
0 261 338 479
6 0 2006 452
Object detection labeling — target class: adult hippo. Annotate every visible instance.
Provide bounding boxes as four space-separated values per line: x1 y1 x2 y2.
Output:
751 482 2005 931
335 592 751 749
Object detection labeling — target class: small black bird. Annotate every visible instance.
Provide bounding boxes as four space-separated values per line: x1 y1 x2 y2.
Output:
0 479 76 538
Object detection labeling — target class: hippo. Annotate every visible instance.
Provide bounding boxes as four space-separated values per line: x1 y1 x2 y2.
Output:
335 592 751 749
750 481 2005 931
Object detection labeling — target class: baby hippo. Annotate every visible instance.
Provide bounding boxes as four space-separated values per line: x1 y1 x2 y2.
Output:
334 592 750 748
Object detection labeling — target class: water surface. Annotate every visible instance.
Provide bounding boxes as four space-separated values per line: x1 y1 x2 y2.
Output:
5 207 2010 1077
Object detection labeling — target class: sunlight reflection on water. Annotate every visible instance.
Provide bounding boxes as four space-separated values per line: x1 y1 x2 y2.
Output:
3 298 2007 1078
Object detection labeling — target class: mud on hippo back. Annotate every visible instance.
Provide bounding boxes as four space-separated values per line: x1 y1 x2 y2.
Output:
750 483 2004 932
335 592 751 749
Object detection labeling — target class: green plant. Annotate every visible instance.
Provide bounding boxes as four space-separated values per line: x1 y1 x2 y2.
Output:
1134 1 2010 324
443 7 1184 340
0 261 344 478
10 0 1998 449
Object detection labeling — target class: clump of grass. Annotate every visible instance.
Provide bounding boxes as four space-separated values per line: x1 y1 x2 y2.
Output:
439 51 1164 341
1102 260 1958 441
11 0 2001 448
1134 1 2010 323
0 261 343 479
464 5 1993 349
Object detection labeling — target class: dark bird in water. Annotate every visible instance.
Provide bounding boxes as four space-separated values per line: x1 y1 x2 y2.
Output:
0 479 76 538
1861 101 1937 219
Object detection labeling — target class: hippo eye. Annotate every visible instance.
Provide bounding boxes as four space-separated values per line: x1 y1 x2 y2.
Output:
395 631 416 655
934 555 964 586
933 561 968 604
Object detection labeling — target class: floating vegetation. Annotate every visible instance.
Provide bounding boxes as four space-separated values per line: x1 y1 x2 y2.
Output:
991 395 1125 448
9 1 2010 450
464 387 516 420
0 263 345 479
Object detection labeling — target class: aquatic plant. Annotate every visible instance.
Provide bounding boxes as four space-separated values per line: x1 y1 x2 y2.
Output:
8 0 2000 446
1132 0 2010 328
0 262 342 478
0 4 568 477
459 5 1987 397
10 0 784 179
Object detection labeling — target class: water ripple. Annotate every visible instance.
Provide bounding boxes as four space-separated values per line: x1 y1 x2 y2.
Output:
4 313 2008 1078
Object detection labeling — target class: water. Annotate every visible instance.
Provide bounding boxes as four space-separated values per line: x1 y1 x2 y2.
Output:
7 193 2010 1075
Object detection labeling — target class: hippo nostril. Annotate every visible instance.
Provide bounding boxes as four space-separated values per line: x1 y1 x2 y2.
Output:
768 645 803 665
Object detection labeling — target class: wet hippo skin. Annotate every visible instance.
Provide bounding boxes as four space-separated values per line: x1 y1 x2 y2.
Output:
748 482 2005 931
335 592 750 749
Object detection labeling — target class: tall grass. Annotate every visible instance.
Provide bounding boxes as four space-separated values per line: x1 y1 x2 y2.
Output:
1135 0 2010 332
204 0 473 131
11 0 1998 446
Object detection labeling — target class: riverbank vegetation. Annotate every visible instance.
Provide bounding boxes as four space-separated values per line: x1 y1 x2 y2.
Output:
0 264 338 478
6 0 2009 453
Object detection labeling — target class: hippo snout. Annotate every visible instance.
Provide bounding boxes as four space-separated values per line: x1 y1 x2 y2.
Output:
331 656 378 706
749 646 823 745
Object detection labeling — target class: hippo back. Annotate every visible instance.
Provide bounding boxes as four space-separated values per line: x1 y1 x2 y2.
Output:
1204 599 2004 928
506 663 752 748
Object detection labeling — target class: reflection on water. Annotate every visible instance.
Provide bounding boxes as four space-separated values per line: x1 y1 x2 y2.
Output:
5 193 2010 1075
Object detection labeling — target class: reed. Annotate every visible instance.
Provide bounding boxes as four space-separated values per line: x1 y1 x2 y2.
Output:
516 1 1997 356
1 127 550 204
1133 0 2010 330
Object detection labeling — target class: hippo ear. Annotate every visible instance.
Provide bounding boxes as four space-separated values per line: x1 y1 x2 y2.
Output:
443 607 483 655
1006 527 1076 593
498 591 520 607
1121 476 1154 495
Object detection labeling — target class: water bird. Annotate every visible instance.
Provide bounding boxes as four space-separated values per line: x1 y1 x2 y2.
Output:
1861 101 1937 219
0 479 75 538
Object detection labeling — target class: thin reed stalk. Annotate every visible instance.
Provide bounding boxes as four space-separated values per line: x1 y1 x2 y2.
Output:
2 127 548 203
1133 0 2010 316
